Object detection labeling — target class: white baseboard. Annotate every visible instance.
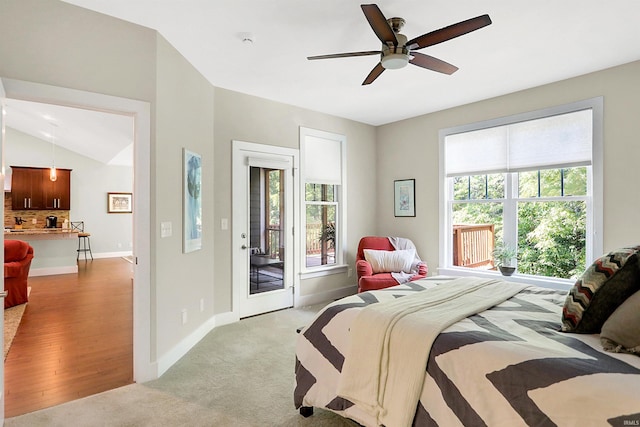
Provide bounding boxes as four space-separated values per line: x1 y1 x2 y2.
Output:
29 265 78 276
155 310 239 378
92 251 133 259
151 286 355 380
295 284 358 308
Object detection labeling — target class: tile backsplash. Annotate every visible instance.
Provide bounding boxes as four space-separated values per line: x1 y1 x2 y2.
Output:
4 193 69 229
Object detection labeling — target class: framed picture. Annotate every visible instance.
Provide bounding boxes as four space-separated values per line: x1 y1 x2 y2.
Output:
394 179 415 217
183 148 202 253
107 192 133 213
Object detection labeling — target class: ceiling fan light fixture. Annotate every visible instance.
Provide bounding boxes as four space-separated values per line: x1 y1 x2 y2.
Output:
381 52 409 69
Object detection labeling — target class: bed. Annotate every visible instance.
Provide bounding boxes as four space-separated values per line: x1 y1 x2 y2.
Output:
295 252 640 427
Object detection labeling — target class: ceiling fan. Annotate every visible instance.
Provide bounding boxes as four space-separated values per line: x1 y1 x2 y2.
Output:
307 4 492 85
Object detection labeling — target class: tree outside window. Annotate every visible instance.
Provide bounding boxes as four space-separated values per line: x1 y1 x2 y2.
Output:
305 183 337 268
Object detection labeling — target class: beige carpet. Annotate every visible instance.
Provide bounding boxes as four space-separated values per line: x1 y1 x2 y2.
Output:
5 304 358 426
4 302 27 360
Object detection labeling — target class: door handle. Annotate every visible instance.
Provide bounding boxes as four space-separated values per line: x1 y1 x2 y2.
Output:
0 291 8 298
241 245 248 250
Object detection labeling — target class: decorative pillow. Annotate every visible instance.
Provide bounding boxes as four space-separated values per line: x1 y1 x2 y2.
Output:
600 290 640 355
363 249 415 274
561 246 640 333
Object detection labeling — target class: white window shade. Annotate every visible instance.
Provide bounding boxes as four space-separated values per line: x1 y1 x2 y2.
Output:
445 109 592 177
304 135 342 185
445 126 508 176
508 109 592 172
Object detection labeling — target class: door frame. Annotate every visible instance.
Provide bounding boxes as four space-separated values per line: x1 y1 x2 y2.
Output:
0 76 7 423
232 140 300 318
0 78 154 383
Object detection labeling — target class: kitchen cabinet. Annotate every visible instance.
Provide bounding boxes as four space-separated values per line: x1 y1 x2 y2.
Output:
11 167 44 209
42 169 71 209
10 166 72 210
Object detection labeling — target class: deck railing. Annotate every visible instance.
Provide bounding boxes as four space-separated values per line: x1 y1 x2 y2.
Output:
453 224 495 269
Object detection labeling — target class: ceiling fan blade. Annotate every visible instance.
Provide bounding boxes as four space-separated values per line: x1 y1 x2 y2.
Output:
361 4 398 46
362 62 385 85
406 14 492 50
409 52 458 75
307 51 381 60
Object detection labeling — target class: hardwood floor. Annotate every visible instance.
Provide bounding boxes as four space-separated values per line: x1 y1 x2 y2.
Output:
4 258 133 418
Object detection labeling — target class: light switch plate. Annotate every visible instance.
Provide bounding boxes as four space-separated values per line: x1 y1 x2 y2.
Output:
161 221 172 238
221 218 228 230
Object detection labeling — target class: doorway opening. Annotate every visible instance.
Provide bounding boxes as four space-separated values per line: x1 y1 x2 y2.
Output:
1 78 152 417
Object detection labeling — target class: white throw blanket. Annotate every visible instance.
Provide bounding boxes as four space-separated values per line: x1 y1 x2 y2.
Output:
388 236 422 284
336 277 528 427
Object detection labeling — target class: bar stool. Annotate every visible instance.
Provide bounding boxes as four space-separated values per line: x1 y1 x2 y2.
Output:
71 221 93 260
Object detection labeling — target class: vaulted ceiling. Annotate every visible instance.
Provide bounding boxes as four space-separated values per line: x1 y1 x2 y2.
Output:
61 0 640 125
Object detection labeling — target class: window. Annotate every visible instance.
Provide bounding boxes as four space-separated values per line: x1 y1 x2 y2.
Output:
440 98 603 283
300 127 346 272
305 184 337 267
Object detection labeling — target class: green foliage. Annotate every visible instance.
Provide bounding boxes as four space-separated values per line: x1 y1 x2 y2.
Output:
517 201 586 279
453 167 588 280
319 222 335 249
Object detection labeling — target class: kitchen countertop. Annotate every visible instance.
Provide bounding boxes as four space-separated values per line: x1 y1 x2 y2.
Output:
4 228 78 235
4 229 79 241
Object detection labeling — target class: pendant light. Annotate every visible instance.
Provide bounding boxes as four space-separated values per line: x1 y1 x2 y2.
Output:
49 123 57 182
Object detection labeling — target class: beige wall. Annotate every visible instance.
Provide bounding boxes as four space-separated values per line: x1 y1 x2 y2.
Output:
154 36 215 355
376 60 640 272
0 0 156 102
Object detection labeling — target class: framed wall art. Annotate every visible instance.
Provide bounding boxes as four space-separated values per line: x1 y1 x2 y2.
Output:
107 192 133 213
394 179 415 217
183 148 202 253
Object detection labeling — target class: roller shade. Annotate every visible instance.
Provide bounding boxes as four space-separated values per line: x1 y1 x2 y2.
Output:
445 109 592 177
303 135 343 185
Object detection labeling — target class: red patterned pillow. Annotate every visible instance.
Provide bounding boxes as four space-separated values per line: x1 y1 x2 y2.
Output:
561 246 640 333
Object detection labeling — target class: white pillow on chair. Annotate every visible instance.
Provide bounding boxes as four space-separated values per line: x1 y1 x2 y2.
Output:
363 249 415 274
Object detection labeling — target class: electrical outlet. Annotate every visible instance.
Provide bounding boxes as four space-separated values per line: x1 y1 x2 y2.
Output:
348 268 353 277
181 309 187 325
221 218 228 230
32 218 37 225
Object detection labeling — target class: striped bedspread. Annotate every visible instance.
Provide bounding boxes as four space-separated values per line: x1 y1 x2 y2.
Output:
294 277 640 427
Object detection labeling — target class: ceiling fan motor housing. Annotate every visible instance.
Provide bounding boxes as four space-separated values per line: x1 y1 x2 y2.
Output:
381 33 409 69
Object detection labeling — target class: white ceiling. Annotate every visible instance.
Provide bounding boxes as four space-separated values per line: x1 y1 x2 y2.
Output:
4 98 134 166
60 0 640 126
5 1 640 161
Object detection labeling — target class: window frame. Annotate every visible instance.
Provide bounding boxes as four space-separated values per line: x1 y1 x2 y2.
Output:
438 98 603 290
299 127 348 278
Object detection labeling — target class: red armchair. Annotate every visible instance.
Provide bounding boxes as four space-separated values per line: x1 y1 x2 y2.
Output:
356 236 427 293
4 239 34 309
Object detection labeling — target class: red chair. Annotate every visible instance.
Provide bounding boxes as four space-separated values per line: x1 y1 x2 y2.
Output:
356 236 427 293
4 239 34 308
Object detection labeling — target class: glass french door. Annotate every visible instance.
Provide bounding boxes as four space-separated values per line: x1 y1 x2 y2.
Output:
232 141 296 318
